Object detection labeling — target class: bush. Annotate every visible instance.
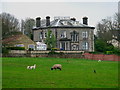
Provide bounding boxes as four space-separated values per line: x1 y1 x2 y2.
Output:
95 39 107 52
28 48 34 51
89 52 103 54
51 48 60 51
95 39 114 53
6 47 25 50
47 48 51 50
105 51 113 55
2 47 9 54
113 48 120 56
105 43 114 51
48 50 64 55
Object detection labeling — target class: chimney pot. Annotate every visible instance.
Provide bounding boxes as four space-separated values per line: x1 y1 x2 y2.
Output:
83 16 88 25
71 18 76 21
36 17 41 27
46 16 50 26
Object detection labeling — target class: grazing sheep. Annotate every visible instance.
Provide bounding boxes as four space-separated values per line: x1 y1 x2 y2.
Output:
51 64 62 70
98 60 101 62
27 64 36 69
27 66 30 69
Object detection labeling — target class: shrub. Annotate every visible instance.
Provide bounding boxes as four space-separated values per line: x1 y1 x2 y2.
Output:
51 48 60 51
89 51 104 54
2 47 9 54
47 48 51 50
113 48 120 56
28 48 34 51
48 50 64 55
6 47 25 50
105 51 113 55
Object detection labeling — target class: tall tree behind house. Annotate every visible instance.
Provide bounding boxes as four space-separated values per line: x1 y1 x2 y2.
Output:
22 18 35 40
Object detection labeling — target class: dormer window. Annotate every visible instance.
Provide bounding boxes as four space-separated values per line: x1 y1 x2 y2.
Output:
62 21 68 25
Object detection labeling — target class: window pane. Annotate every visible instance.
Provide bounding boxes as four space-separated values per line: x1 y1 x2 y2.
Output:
16 44 24 47
29 45 34 49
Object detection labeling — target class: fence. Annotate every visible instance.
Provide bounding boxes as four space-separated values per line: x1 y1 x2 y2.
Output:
84 53 120 61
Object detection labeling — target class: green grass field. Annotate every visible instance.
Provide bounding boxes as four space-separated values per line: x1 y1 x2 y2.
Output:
2 57 118 88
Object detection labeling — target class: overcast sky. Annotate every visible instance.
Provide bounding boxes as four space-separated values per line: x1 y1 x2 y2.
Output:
1 1 119 27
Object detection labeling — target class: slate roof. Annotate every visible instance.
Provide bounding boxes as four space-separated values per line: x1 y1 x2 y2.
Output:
33 18 95 30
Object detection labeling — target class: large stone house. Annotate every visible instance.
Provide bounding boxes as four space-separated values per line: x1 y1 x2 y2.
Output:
33 16 95 52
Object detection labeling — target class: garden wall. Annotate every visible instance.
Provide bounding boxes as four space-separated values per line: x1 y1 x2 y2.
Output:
3 50 120 61
3 50 84 58
84 53 120 61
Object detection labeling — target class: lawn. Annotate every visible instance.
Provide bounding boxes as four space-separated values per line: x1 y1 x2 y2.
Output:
2 57 118 88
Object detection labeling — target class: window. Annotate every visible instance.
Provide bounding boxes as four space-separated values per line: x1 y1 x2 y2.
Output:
39 32 43 39
71 31 79 42
16 44 24 47
44 32 47 38
82 31 88 38
62 21 68 25
28 44 35 50
61 31 66 38
82 42 88 50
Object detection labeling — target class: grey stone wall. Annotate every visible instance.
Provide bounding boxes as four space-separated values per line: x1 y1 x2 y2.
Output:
3 50 84 58
33 27 94 52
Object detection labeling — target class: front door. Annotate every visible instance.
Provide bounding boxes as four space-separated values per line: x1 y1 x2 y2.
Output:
71 44 79 50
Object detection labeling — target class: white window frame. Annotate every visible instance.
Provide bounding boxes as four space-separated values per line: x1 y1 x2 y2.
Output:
44 32 47 38
64 31 66 38
39 32 42 39
82 42 88 50
82 31 88 38
61 31 66 38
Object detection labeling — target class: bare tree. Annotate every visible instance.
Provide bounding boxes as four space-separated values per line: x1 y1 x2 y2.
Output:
1 12 20 39
96 13 120 48
96 17 113 42
23 18 35 39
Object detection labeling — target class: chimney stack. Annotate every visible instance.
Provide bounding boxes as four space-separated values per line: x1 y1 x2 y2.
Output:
46 16 50 26
36 17 41 27
71 18 76 21
83 17 88 25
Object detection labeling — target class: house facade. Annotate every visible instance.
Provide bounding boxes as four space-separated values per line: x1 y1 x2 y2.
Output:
33 16 95 52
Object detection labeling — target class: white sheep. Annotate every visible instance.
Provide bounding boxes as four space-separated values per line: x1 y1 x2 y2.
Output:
27 66 30 69
98 60 101 62
27 64 36 69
